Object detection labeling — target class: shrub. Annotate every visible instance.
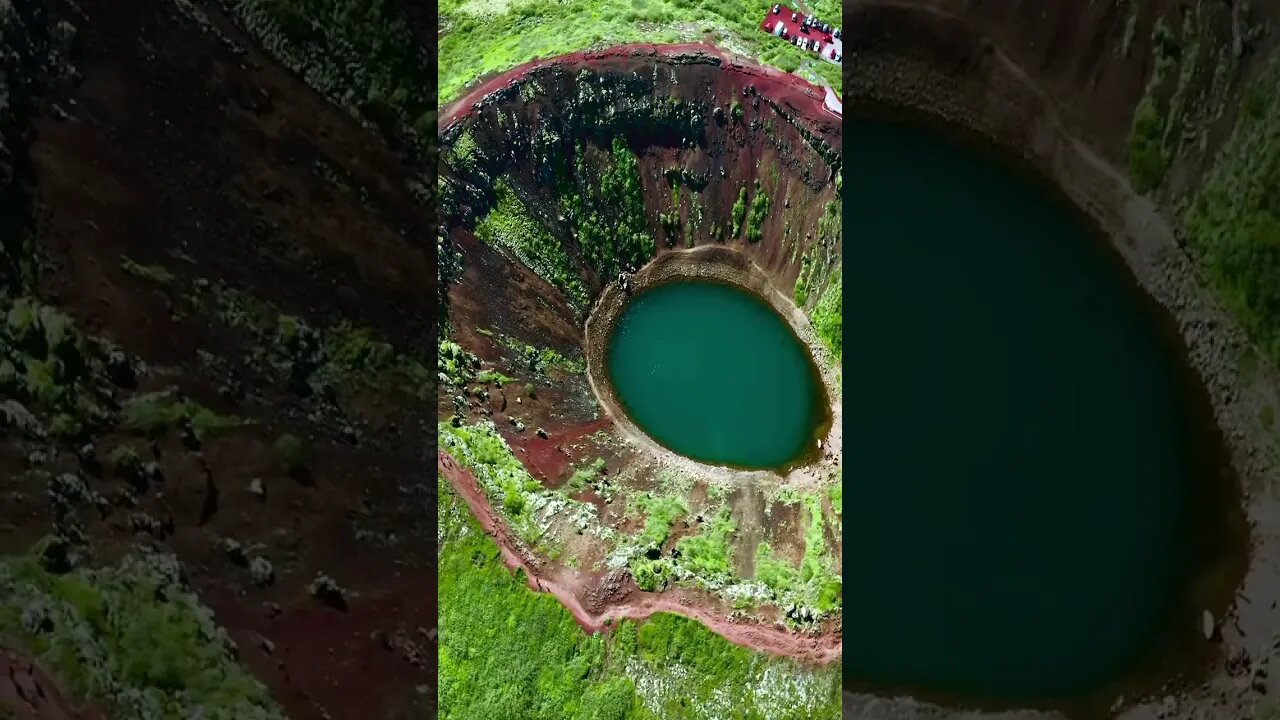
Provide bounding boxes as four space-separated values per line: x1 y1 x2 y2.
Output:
273 433 306 472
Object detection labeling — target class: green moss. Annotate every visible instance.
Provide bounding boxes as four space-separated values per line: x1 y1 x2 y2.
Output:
730 186 748 239
746 180 768 243
121 390 244 440
0 544 282 719
674 508 736 584
476 180 587 311
794 250 814 306
1128 97 1169 193
273 433 306 472
810 273 842 362
565 138 655 281
504 337 586 377
439 339 482 387
1185 52 1280 363
439 420 563 545
119 256 174 285
632 493 687 552
563 457 606 495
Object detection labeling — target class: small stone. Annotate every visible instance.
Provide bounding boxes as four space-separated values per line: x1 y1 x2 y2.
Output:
248 478 265 499
1202 610 1216 641
310 573 346 609
249 557 275 587
258 636 276 655
219 537 247 565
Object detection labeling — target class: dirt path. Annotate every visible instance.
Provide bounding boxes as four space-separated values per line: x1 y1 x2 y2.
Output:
0 649 105 720
439 452 842 665
438 42 834 134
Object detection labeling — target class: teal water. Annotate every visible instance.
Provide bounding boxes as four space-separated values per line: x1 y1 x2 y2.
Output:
607 281 825 469
844 119 1237 706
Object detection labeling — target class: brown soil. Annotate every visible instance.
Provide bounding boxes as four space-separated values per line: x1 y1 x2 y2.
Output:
0 650 105 720
2 1 437 718
843 1 1280 719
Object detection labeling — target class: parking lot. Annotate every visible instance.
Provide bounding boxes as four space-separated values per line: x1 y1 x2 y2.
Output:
759 5 842 65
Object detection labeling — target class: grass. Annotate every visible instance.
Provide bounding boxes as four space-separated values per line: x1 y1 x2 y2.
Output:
1184 51 1280 364
810 272 842 362
438 477 841 719
475 180 588 311
674 507 736 585
563 138 656 282
632 493 688 551
746 180 769 243
119 256 174 285
0 542 282 719
438 0 841 105
121 390 244 440
730 186 748 238
563 457 607 495
504 337 586 377
752 492 841 616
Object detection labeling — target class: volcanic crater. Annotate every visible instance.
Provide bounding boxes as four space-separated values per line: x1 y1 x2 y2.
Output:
436 44 845 661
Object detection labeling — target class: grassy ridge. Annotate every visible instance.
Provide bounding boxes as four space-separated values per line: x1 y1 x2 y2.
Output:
438 476 841 719
1184 52 1280 364
439 0 842 104
0 543 282 719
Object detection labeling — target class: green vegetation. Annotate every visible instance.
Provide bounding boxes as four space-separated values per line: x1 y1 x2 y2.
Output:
122 390 244 440
438 0 841 105
564 138 655 281
273 432 306 472
563 457 607 495
504 337 586 377
746 181 769 243
119 255 174 285
810 273 842 361
440 420 587 545
0 542 282 719
1184 52 1280 363
476 180 588 311
476 368 518 386
233 0 434 141
633 493 688 551
439 478 840 719
730 186 748 238
1128 97 1169 193
674 507 736 584
753 493 841 616
794 250 816 306
439 339 482 387
210 284 432 407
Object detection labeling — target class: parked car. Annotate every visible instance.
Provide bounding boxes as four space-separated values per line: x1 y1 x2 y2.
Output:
791 12 798 21
780 29 789 39
772 3 781 14
834 28 841 39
